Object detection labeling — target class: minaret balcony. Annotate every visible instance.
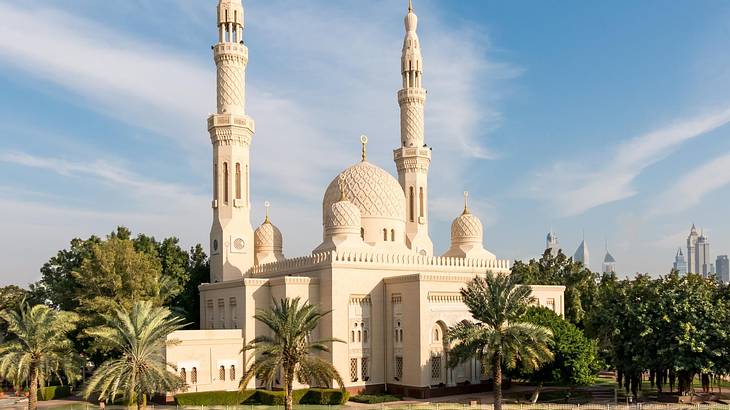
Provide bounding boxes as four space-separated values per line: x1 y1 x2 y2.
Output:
207 113 255 132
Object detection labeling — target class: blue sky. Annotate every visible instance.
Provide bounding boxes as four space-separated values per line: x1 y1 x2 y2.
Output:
2 0 730 286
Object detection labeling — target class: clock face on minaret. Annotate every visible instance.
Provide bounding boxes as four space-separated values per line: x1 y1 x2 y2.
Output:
209 0 255 282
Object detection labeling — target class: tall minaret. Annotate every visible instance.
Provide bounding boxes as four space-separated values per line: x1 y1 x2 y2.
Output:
209 0 256 282
393 0 433 255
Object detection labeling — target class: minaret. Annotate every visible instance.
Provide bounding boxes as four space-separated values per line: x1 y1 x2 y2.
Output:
209 0 256 282
393 0 433 255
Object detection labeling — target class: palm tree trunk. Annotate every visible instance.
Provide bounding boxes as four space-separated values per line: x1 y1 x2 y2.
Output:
493 353 503 410
28 364 38 410
284 366 294 410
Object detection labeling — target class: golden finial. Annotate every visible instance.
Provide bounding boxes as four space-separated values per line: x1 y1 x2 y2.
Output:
462 191 470 215
264 201 271 224
360 134 368 161
338 174 347 201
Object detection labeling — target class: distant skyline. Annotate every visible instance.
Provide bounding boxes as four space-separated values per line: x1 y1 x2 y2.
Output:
3 0 730 286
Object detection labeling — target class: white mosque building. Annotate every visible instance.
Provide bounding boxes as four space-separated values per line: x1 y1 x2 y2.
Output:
166 0 565 398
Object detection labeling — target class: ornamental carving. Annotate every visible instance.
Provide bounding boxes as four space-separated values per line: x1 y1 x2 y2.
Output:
400 104 424 147
451 213 483 242
217 64 245 112
327 200 361 228
323 161 406 222
254 222 282 250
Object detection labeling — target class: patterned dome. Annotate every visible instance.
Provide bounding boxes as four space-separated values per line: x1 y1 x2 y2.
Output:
450 210 483 244
254 220 282 251
323 161 405 224
327 199 361 228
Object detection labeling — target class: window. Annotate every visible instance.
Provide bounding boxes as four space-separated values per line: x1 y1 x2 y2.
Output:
230 365 236 381
395 356 403 380
213 163 218 201
235 163 241 199
218 299 225 329
383 229 388 241
245 165 249 203
399 329 403 342
351 330 355 343
357 330 361 342
179 368 186 382
409 187 415 222
223 162 229 204
546 298 556 312
391 229 395 241
360 227 365 239
206 300 214 329
350 358 358 382
431 355 442 380
361 357 369 380
191 367 198 384
419 187 424 218
433 328 440 342
230 297 238 328
363 329 368 343
219 365 226 381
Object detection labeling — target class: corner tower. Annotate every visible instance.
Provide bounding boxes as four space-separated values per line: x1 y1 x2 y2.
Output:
209 0 255 282
393 0 433 255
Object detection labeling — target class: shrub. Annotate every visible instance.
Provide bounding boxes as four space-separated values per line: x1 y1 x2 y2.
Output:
300 388 349 405
38 386 71 401
256 389 308 405
174 390 257 405
349 393 402 404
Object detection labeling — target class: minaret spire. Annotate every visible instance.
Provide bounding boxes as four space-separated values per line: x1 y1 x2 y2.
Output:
394 0 433 256
209 0 257 282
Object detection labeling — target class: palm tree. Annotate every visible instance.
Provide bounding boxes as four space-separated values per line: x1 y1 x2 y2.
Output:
240 297 344 410
83 301 186 409
447 273 554 410
0 303 80 410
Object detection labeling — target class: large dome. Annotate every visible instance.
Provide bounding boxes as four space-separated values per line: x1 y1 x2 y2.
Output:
323 161 406 223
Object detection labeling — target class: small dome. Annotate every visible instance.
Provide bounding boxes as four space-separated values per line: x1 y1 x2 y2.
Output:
323 161 405 224
405 10 418 32
327 199 361 229
451 210 483 244
254 220 282 251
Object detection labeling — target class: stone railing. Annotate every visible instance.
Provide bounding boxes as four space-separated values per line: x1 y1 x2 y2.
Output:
249 250 511 277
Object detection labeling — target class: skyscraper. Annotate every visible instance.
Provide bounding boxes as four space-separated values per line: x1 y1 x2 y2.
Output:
573 238 590 270
687 224 699 274
673 248 687 276
716 255 729 283
696 233 710 277
546 230 560 256
603 242 616 274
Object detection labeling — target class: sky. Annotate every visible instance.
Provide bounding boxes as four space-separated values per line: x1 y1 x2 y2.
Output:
2 0 730 287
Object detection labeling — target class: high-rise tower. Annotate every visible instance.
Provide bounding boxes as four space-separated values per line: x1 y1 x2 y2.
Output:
687 224 699 274
209 0 256 282
393 0 433 255
673 248 687 276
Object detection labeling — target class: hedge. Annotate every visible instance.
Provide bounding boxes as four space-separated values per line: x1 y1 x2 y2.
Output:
300 388 349 405
349 393 401 404
174 388 346 406
38 386 71 401
174 390 257 405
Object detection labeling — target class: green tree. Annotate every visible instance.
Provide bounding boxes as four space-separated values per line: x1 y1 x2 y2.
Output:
83 301 186 409
447 273 553 410
240 297 344 410
0 286 36 341
515 307 600 392
0 303 80 410
176 245 209 328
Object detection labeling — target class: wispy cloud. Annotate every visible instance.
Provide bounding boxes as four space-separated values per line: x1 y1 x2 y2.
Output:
529 107 730 216
651 150 730 215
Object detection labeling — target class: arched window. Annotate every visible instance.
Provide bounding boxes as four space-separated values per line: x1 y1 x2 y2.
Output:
419 187 424 218
391 229 395 241
223 162 229 204
213 164 218 201
383 229 388 241
409 187 415 222
235 163 241 199
434 328 440 342
399 329 403 341
245 164 249 203
219 365 226 381
357 330 361 342
363 330 368 343
180 368 186 382
230 365 236 381
351 330 355 342
191 367 198 384
360 227 365 240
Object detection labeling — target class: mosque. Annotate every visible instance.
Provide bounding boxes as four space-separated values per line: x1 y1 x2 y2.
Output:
166 0 565 398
